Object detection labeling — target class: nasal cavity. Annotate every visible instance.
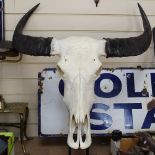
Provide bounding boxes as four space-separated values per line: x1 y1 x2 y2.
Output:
72 115 78 143
82 134 86 142
81 115 88 142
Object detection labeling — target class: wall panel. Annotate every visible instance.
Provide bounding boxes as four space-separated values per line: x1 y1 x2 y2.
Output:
5 14 155 31
1 0 155 137
5 0 155 15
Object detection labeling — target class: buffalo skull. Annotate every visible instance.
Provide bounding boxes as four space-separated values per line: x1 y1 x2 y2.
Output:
2 3 152 149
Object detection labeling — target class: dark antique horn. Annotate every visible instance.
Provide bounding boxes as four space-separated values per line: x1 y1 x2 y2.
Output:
104 3 152 58
12 4 53 56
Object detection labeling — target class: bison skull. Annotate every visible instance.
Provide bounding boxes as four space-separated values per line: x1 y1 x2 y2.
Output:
3 3 152 149
53 37 105 148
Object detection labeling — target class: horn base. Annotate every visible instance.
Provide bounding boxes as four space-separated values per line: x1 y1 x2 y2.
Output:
13 33 52 56
12 3 53 56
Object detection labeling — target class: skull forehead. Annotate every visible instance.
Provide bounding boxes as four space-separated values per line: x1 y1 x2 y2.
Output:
55 36 105 55
55 37 105 78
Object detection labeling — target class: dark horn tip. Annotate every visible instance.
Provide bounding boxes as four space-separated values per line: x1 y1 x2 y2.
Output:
137 3 141 7
137 3 146 17
36 3 40 7
33 3 40 10
137 3 143 12
137 3 143 9
30 3 40 11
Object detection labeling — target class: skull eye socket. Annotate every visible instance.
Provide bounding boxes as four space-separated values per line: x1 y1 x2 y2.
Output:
96 66 102 75
57 65 64 76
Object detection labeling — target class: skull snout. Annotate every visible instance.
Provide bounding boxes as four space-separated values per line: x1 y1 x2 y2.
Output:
67 114 91 149
65 74 93 149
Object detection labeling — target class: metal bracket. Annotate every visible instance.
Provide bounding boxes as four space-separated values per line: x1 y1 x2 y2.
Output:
0 40 22 62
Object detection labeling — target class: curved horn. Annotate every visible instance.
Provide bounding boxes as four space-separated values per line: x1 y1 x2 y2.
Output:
12 4 53 56
104 3 152 58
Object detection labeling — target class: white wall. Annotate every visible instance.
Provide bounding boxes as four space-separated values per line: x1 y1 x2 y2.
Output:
0 0 155 136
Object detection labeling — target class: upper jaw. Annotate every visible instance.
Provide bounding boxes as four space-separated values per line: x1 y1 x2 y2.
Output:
67 113 92 149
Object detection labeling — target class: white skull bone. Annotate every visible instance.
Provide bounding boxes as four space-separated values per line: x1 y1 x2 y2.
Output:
53 37 106 149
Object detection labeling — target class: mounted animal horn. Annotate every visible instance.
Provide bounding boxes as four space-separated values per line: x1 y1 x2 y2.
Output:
12 3 53 56
104 3 152 58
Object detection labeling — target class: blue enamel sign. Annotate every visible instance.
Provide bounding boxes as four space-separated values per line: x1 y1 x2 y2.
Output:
39 68 155 136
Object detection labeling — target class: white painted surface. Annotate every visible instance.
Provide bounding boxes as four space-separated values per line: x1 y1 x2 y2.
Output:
0 0 154 136
5 0 155 15
5 14 155 31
